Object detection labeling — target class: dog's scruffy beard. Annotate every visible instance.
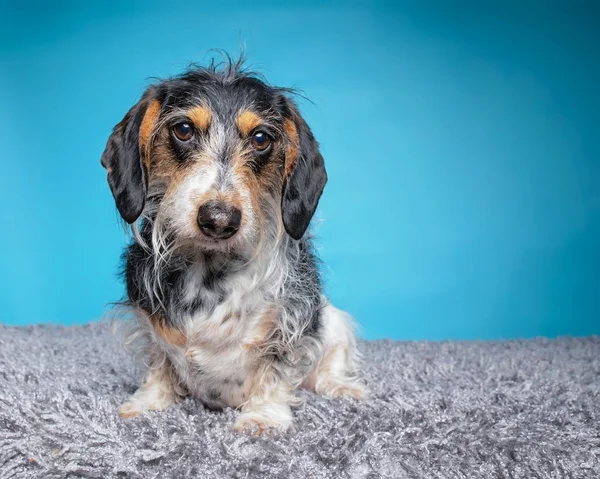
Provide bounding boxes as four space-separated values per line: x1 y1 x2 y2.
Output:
127 185 288 317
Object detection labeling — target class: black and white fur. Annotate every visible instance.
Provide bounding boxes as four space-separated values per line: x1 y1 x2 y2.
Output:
101 59 367 433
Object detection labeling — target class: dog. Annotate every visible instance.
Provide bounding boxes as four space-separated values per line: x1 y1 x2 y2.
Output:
101 58 367 434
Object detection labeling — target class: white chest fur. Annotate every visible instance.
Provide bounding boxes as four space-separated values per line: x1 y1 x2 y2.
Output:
158 266 275 409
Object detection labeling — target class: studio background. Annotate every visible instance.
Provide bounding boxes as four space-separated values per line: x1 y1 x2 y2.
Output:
0 1 598 340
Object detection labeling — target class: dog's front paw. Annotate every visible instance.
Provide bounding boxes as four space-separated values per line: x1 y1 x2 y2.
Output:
119 400 145 419
118 384 179 419
233 408 292 436
316 378 369 401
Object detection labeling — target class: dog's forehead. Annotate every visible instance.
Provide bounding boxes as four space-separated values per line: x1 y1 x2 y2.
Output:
158 74 279 121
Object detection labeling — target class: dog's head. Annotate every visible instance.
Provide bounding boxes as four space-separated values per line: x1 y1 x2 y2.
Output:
101 61 327 255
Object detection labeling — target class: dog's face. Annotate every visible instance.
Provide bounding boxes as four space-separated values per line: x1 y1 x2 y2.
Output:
101 66 327 254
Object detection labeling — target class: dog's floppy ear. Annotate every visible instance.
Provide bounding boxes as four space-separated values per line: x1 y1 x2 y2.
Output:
101 88 160 224
280 99 328 240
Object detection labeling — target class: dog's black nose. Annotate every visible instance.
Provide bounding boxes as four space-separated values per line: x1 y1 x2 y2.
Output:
197 201 242 240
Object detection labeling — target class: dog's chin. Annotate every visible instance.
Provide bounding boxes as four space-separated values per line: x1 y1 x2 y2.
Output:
172 224 260 257
190 233 249 255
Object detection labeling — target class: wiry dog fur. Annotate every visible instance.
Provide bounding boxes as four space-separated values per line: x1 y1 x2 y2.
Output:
101 58 367 433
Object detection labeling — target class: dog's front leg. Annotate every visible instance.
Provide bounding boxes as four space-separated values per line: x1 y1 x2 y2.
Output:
119 357 181 419
233 365 295 435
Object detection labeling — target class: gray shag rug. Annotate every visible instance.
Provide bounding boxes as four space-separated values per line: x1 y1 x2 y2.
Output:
0 324 599 478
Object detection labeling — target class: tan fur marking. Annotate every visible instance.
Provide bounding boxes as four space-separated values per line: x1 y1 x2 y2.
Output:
236 110 262 136
139 100 161 147
151 315 186 347
188 106 212 131
230 151 287 258
139 99 161 170
243 305 279 351
283 118 299 179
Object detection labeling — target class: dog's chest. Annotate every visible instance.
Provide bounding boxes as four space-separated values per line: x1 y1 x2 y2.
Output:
164 266 271 409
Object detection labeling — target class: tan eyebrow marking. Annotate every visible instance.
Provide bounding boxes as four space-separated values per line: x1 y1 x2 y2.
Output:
236 110 262 136
188 106 212 131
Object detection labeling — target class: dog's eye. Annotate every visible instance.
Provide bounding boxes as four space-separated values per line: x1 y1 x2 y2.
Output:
251 131 271 151
172 122 194 141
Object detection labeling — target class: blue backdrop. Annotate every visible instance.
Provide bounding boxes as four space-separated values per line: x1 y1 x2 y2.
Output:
1 1 598 340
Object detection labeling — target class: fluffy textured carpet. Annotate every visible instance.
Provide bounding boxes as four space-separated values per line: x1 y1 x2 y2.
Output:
0 324 599 478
